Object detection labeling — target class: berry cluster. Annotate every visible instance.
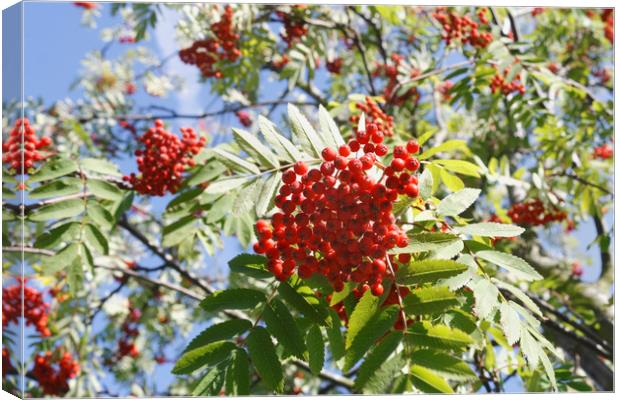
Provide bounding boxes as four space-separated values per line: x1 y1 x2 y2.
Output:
350 97 395 139
235 110 252 127
272 54 290 70
433 7 493 48
593 68 611 85
2 279 51 337
571 261 583 277
593 143 613 159
276 7 309 47
2 118 52 174
117 305 142 359
123 120 205 196
602 9 613 44
372 53 420 106
73 2 97 9
531 8 545 17
507 199 567 226
178 5 240 78
253 126 421 295
326 58 343 74
2 347 15 378
490 67 526 95
437 80 454 101
32 350 80 396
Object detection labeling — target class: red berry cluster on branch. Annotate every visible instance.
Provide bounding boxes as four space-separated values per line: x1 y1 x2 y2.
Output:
326 58 343 74
437 81 454 101
235 110 252 127
571 261 583 277
601 9 613 43
593 143 613 159
433 7 493 48
253 126 421 295
123 120 205 196
116 305 141 359
2 118 52 174
2 347 15 378
531 8 544 17
276 6 309 47
373 53 421 106
350 97 395 138
507 199 567 226
73 2 97 9
178 5 240 78
32 350 80 396
490 67 526 95
2 279 51 337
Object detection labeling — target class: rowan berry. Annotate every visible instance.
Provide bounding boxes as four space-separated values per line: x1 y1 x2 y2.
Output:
294 161 309 175
322 147 337 161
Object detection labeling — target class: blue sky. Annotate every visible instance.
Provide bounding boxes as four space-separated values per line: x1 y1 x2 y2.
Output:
4 1 613 395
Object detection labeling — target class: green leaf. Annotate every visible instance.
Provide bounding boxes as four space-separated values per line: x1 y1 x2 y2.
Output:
212 148 261 174
87 202 114 230
81 158 122 177
397 259 469 285
186 163 227 186
389 232 461 254
228 254 271 279
418 140 468 161
440 168 465 191
28 178 82 199
411 350 477 381
491 278 542 317
246 327 284 393
403 286 459 315
354 331 403 391
454 222 525 237
418 168 434 199
28 158 78 183
306 325 325 374
192 368 225 396
470 278 499 319
232 128 279 169
344 305 399 371
258 116 302 163
84 223 108 254
476 251 543 281
434 160 480 177
200 289 266 314
34 222 80 249
29 199 84 221
183 319 252 354
162 215 197 247
255 172 281 217
172 340 236 375
288 103 324 158
232 349 250 395
42 242 80 274
204 176 250 195
407 321 474 350
436 188 480 217
87 179 123 201
325 309 345 361
363 353 406 394
277 282 329 326
232 178 261 216
410 365 454 393
499 303 522 346
67 256 84 295
318 105 345 148
262 299 307 360
345 290 381 349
